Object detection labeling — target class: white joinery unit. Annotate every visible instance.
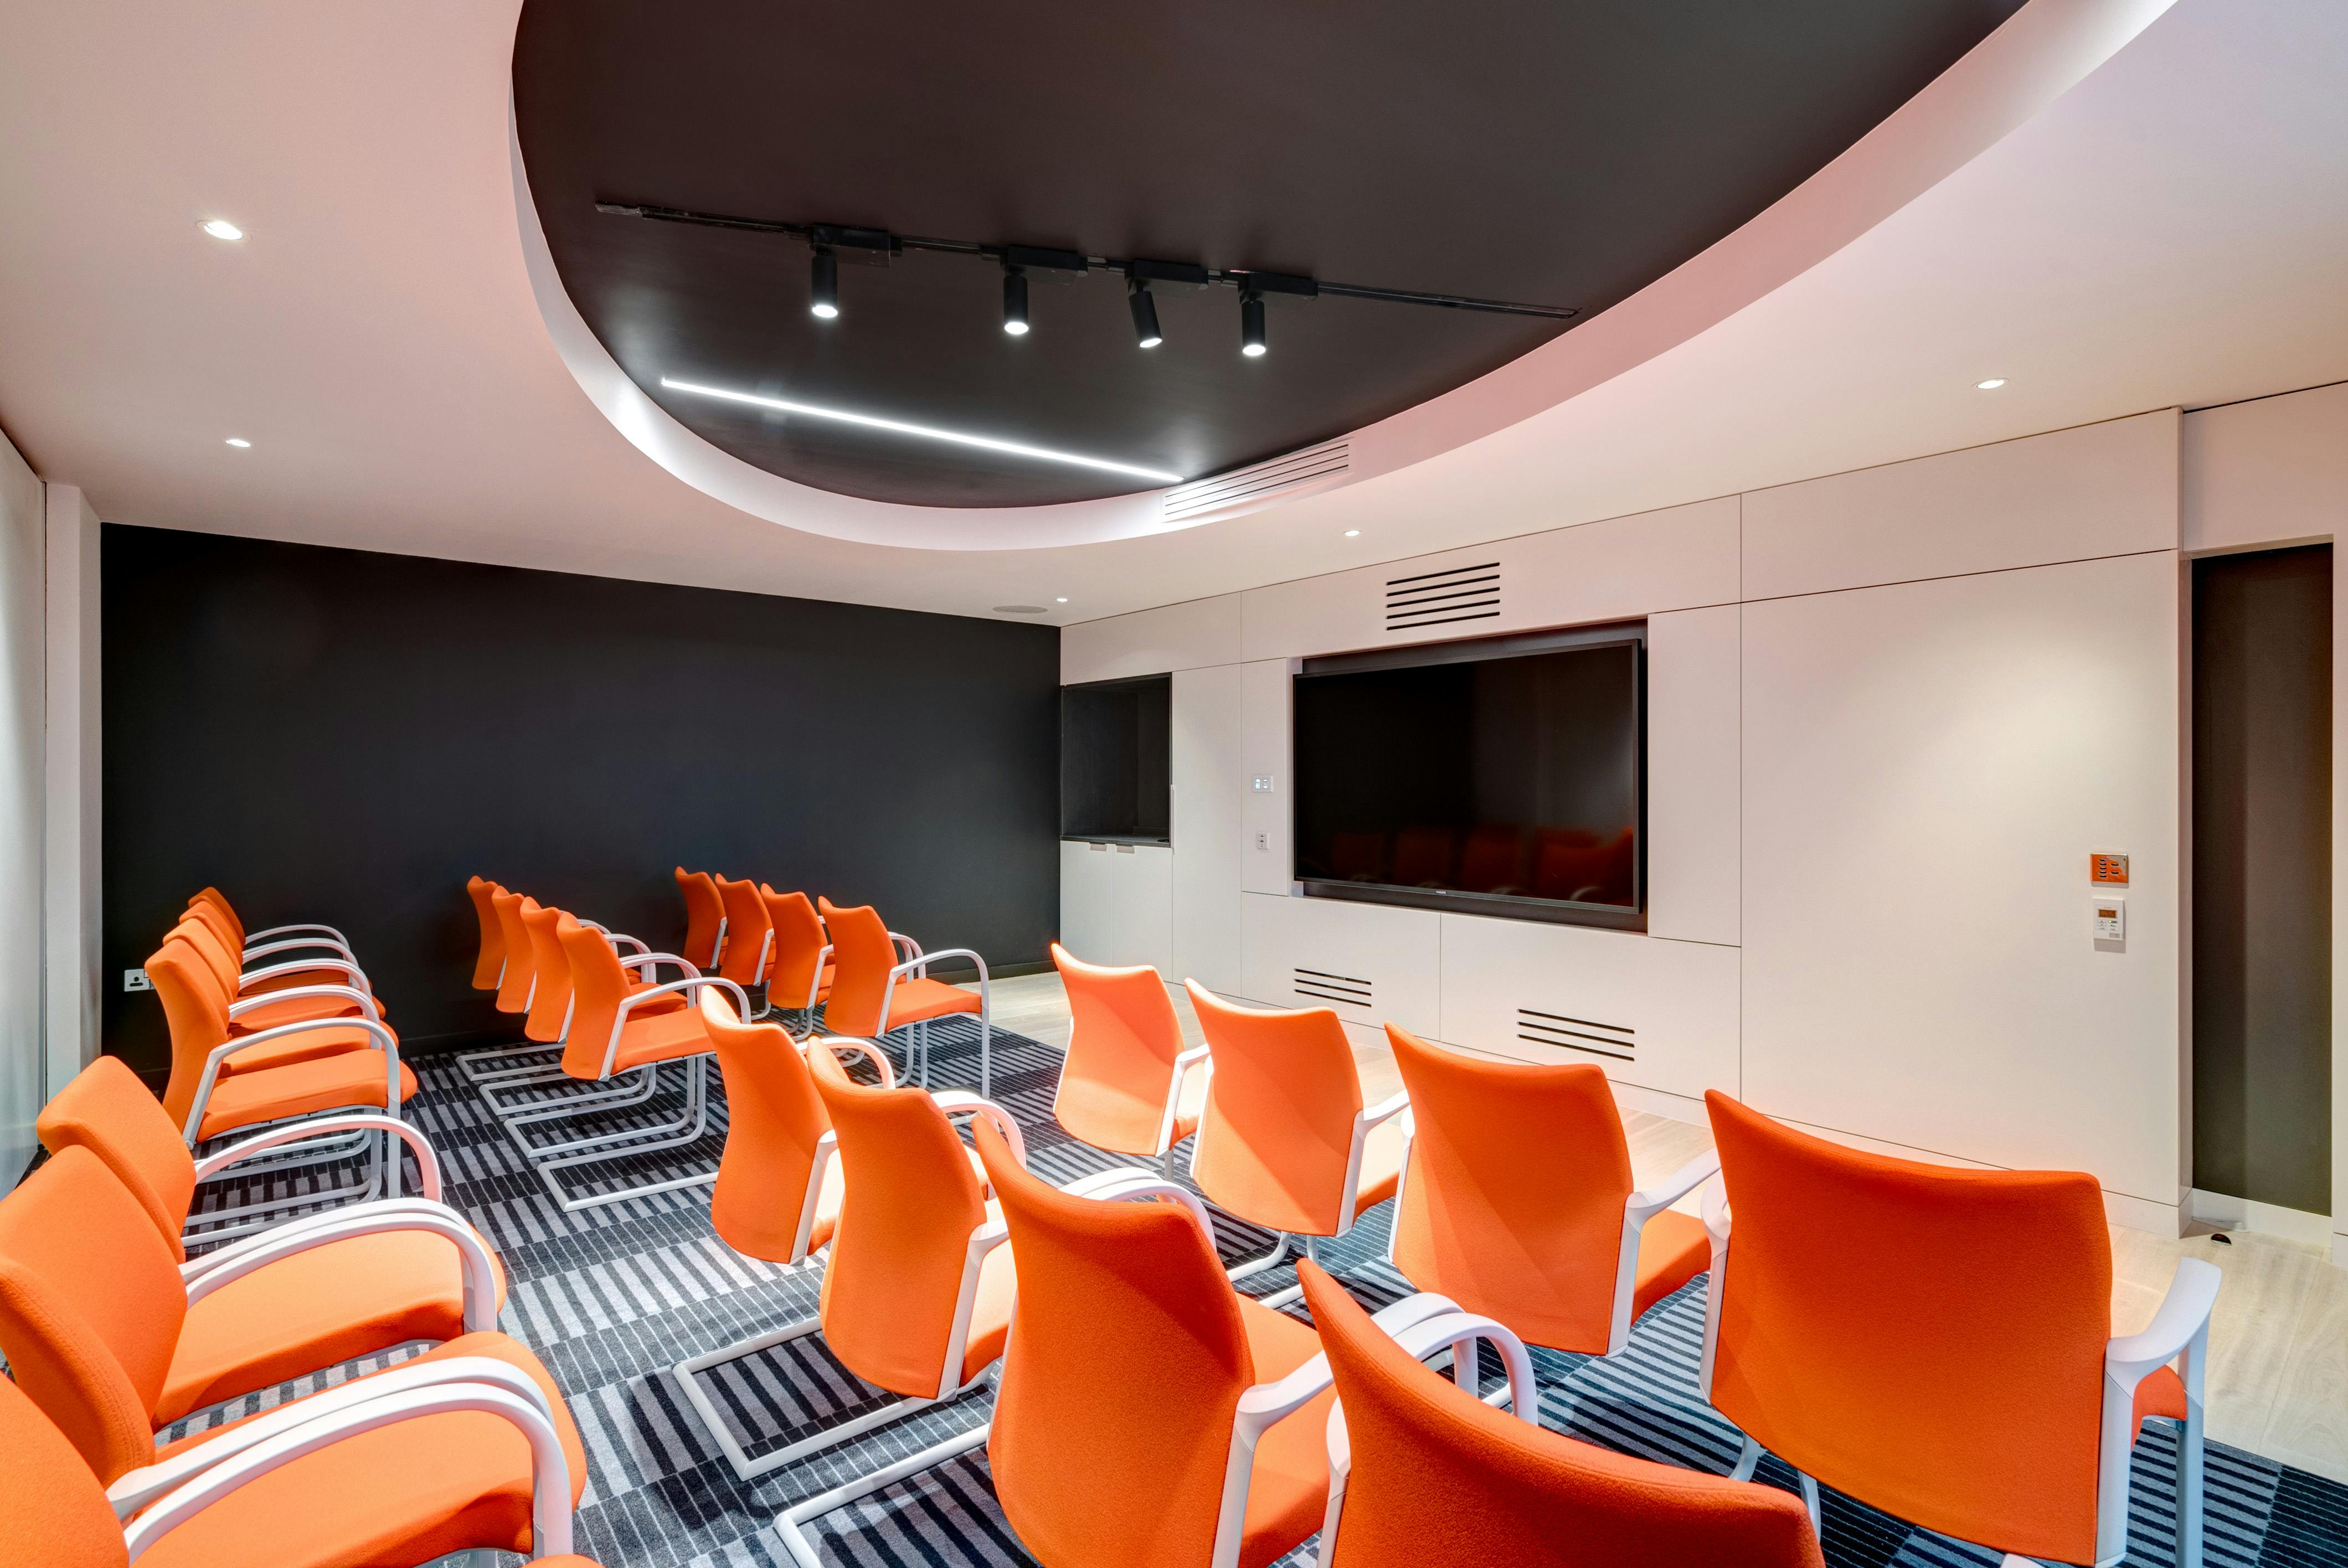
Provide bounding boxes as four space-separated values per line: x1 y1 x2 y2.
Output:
1435 912 1741 1107
1058 840 1173 977
1060 409 2223 1234
1170 665 1244 994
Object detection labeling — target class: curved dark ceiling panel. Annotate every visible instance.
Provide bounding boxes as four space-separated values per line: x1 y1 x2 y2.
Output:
513 0 2026 509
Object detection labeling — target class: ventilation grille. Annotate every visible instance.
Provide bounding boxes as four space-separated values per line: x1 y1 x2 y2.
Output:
1516 1007 1634 1061
1162 441 1350 524
1386 562 1500 633
1294 967 1372 1009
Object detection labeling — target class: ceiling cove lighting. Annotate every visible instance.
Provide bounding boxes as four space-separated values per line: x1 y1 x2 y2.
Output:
1055 596 1069 603
1239 288 1267 357
1976 377 2007 390
1002 266 1030 336
199 218 244 241
224 437 252 447
1127 281 1163 348
660 377 1185 484
1345 529 1361 537
809 248 839 319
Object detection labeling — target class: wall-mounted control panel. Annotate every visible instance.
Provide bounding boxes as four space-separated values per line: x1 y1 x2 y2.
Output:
2090 852 2129 886
123 968 152 992
1251 775 1274 792
2092 897 2125 941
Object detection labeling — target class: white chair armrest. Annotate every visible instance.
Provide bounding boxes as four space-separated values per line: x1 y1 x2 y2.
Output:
180 1196 472 1283
2108 1256 2223 1387
182 1017 401 1143
933 1091 1026 1166
189 1113 438 1201
1626 1148 1722 1221
813 1035 895 1086
244 922 349 948
226 982 380 1023
1237 1352 1335 1427
183 1204 499 1332
1360 1089 1409 1128
121 1380 571 1561
1074 1173 1221 1251
621 952 698 978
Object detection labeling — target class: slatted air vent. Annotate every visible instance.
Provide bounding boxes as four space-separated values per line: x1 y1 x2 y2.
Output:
1294 967 1373 1009
1386 562 1500 633
1516 1007 1634 1061
1161 440 1350 524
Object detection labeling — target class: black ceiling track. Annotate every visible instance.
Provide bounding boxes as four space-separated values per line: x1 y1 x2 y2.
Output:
593 201 1581 322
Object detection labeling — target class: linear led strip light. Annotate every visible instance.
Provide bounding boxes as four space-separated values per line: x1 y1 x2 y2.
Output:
659 378 1186 486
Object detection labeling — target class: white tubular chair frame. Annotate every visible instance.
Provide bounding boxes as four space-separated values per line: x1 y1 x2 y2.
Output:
871 938 996 1099
1311 1306 1543 1568
1697 1188 2219 1566
181 1111 444 1251
472 932 687 1103
683 1078 1018 1489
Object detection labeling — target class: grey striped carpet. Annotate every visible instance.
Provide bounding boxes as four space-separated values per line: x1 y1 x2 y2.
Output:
168 1017 2348 1568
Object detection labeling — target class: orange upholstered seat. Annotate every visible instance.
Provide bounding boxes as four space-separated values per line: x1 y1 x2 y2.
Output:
1298 1258 1825 1568
975 1118 1338 1568
1701 1090 2218 1567
189 1049 414 1142
1049 943 1209 1163
1386 1025 1715 1355
1186 982 1408 1243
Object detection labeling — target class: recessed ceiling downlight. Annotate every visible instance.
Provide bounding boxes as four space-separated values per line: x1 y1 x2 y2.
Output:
1976 378 2007 390
224 437 251 447
199 219 244 241
994 605 1047 615
659 377 1185 484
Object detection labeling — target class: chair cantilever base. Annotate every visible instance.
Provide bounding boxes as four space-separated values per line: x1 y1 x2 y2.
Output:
454 1039 565 1086
774 1422 993 1568
672 1311 990 1484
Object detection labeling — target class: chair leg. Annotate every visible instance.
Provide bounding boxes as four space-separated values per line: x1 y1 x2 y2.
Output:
455 1039 563 1085
775 1422 993 1568
533 1057 722 1212
2178 1397 2206 1568
1795 1470 1821 1533
1729 1433 1762 1482
482 1061 658 1121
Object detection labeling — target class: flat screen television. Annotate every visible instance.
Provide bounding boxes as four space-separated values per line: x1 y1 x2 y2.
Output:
1291 623 1644 927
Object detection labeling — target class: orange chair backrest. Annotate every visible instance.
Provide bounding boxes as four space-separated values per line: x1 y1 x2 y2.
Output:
974 1119 1255 1568
714 875 773 986
0 1147 189 1481
1186 982 1364 1235
807 1042 991 1396
166 916 244 1000
35 1058 199 1262
0 1373 128 1568
761 885 828 1002
815 898 896 1038
555 912 636 1080
1386 1025 1635 1353
490 889 538 1014
520 901 577 1044
1050 943 1186 1156
1705 1090 2113 1562
180 899 245 967
146 937 236 1127
675 866 725 968
700 989 831 1262
1297 1260 1822 1568
189 887 243 946
466 875 507 989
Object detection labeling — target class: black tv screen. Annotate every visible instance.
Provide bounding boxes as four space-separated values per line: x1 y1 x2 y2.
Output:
1292 625 1644 926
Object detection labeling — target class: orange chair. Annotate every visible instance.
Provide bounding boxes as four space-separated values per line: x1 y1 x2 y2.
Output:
488 912 744 1212
0 1146 531 1497
677 865 728 969
760 883 835 1036
37 1057 501 1299
1298 1258 1824 1568
668 997 889 1479
455 876 566 1087
965 1117 1465 1568
689 1038 1021 1500
184 888 359 981
1698 1091 2217 1566
1185 982 1408 1303
714 873 776 1006
466 874 508 989
0 1359 604 1568
1384 1025 1716 1355
472 897 689 1098
168 914 377 1031
817 896 996 1095
1049 942 1207 1173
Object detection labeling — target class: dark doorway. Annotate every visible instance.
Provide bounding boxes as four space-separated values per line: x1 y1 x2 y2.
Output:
2192 544 2331 1215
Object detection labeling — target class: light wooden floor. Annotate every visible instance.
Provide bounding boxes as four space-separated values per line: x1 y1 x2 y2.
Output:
983 968 2348 1483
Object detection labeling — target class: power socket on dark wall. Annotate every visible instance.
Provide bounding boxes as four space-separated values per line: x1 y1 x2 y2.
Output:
98 525 1061 1080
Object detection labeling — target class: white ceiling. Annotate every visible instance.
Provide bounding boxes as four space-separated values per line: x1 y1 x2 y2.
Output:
0 0 2341 629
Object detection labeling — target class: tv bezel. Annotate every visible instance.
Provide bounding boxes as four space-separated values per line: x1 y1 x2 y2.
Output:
1290 621 1647 931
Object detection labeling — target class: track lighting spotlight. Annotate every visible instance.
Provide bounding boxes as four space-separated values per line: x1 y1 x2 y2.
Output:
810 247 839 319
1002 266 1030 336
1127 280 1163 349
1240 288 1266 357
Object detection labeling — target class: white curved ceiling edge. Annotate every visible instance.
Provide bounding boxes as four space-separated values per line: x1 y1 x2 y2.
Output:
514 0 2176 555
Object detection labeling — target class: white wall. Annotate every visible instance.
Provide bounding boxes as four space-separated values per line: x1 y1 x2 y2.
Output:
44 485 100 1096
1062 408 2198 1234
0 433 44 1186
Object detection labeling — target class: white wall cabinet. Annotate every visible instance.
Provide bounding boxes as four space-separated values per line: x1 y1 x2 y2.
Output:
1058 840 1173 976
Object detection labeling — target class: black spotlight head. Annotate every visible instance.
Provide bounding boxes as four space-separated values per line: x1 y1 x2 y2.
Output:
1002 266 1030 336
1240 288 1266 357
809 247 838 319
1127 280 1163 348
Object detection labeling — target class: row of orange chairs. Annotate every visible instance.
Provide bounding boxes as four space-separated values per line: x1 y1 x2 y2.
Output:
1037 944 2220 1568
2 888 607 1567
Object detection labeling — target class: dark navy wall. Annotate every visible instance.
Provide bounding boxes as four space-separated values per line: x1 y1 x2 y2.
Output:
101 525 1059 1076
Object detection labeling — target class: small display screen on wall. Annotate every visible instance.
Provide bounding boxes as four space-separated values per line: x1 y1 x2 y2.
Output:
1292 626 1642 922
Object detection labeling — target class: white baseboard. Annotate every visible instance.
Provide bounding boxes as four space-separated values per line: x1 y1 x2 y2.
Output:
2190 1188 2334 1249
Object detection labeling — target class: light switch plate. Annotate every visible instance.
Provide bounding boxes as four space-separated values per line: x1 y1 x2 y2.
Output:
1250 775 1274 792
123 968 153 992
